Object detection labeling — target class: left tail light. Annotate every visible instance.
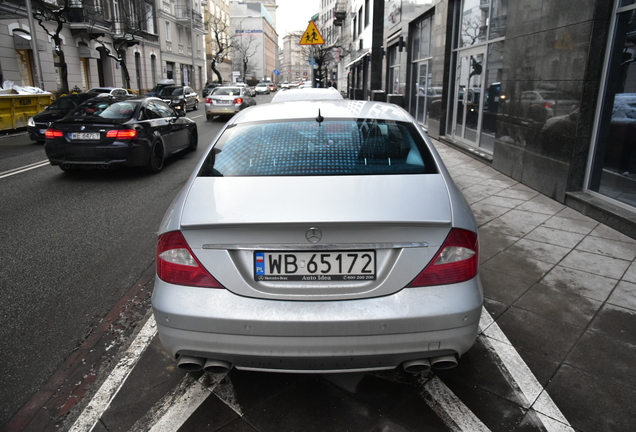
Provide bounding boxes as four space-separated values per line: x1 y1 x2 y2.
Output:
157 231 223 288
45 129 64 138
107 129 137 139
407 228 479 287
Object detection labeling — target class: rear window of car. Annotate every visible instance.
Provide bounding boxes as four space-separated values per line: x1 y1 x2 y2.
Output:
212 87 241 96
199 119 438 177
68 100 139 120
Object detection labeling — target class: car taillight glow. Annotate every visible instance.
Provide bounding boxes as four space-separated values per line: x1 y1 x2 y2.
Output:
205 98 211 103
157 230 223 288
233 98 244 104
407 228 479 287
45 129 64 138
544 102 554 109
106 129 138 139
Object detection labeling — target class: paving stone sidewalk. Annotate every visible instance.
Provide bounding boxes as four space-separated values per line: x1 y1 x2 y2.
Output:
432 138 636 432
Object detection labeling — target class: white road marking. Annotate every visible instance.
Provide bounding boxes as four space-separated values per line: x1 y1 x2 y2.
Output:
479 307 574 431
69 309 572 432
0 160 50 179
69 315 158 432
419 374 491 432
144 373 226 432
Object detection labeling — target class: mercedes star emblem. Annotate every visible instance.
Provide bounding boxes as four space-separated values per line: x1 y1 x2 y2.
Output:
306 227 322 243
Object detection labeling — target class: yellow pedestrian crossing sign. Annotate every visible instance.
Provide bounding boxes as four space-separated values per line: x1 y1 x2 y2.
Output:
300 21 325 45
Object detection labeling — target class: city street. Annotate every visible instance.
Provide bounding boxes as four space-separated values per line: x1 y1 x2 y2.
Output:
2 93 636 432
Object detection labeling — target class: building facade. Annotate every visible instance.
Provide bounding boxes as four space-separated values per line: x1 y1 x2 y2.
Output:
229 1 278 83
0 0 163 94
325 0 636 239
280 32 312 84
156 0 206 89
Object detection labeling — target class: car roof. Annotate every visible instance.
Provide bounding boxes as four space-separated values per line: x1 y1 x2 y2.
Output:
232 100 412 123
271 88 343 103
87 87 125 92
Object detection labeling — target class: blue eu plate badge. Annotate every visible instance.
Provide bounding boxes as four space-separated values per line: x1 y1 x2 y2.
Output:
255 252 265 276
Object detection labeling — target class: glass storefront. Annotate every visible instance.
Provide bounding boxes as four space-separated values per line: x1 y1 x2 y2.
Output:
588 4 636 208
409 16 433 127
449 0 507 152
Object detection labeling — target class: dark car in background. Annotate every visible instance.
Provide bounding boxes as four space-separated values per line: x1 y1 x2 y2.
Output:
44 96 197 173
157 85 199 112
202 83 221 98
146 79 176 97
27 93 96 143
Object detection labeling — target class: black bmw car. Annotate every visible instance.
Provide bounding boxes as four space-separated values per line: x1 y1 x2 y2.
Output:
44 96 197 173
27 93 96 143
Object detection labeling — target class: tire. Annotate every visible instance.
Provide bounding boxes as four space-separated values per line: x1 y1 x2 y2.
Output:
193 100 198 111
187 128 198 151
206 114 212 121
147 140 164 173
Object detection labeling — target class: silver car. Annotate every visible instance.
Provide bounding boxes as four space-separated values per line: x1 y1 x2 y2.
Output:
204 86 256 120
153 100 482 374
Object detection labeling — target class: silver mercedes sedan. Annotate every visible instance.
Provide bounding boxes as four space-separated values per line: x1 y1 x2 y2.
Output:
152 100 483 375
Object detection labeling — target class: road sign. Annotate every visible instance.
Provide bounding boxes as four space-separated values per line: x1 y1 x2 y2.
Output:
300 21 325 45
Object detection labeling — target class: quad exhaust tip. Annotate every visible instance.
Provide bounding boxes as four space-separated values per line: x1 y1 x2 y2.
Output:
402 355 458 373
177 355 232 374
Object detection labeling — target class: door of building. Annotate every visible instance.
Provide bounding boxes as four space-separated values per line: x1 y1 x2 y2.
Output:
451 47 486 146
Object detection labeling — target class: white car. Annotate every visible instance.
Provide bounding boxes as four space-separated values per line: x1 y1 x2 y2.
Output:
254 83 270 95
86 87 130 97
153 100 482 375
271 87 343 103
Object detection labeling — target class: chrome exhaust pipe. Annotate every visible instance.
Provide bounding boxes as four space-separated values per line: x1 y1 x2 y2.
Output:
203 359 232 374
402 359 431 373
177 355 205 372
430 355 458 370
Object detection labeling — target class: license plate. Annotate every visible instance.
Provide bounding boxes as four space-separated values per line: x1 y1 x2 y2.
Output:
70 132 100 140
254 251 376 281
39 129 47 134
216 100 231 105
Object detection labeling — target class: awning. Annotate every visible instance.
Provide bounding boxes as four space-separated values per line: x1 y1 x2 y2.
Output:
13 32 45 51
345 51 370 69
79 45 100 59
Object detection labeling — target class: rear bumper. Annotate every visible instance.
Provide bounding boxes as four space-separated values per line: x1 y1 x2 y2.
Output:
45 140 149 167
152 278 483 372
205 104 241 115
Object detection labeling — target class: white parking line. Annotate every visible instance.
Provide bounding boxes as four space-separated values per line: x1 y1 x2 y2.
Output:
0 160 50 179
69 315 158 432
70 308 573 432
420 375 491 432
479 307 574 431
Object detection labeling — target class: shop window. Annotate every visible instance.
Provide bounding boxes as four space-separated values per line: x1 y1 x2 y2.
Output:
589 6 636 208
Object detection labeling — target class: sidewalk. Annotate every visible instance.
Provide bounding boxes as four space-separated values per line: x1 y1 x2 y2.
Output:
433 138 636 432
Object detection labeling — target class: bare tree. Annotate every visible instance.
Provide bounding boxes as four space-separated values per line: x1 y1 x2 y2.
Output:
207 14 233 83
31 0 72 93
232 31 259 83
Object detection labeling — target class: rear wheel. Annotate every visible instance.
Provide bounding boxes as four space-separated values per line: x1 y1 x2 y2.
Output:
147 140 164 173
187 128 198 151
206 114 212 121
193 100 198 110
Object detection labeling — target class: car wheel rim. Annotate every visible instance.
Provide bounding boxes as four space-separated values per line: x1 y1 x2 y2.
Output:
153 143 164 169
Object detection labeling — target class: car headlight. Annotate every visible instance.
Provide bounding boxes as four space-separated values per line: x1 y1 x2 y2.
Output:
27 117 35 127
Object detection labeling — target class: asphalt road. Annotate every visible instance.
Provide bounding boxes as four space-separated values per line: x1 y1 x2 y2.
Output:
0 94 270 428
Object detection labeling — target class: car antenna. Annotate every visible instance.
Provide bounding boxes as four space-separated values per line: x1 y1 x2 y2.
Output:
316 109 324 126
